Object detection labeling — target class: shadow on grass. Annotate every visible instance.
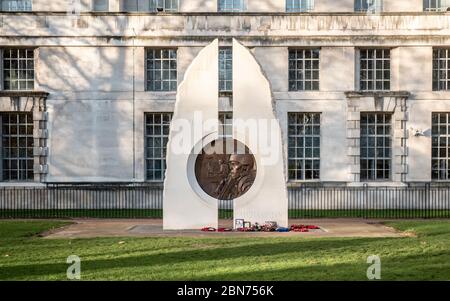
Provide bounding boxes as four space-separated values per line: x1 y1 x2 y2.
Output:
0 237 405 279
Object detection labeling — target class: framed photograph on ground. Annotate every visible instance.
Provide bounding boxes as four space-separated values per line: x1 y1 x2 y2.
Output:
235 219 244 229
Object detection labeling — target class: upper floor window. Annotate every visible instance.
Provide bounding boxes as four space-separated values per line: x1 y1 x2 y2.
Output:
359 48 390 91
219 47 232 93
218 0 246 12
121 0 179 12
433 48 450 91
151 0 179 12
286 0 314 12
0 0 32 11
354 0 383 13
288 49 320 91
93 0 109 11
2 49 35 91
122 0 144 11
424 0 450 11
146 49 177 92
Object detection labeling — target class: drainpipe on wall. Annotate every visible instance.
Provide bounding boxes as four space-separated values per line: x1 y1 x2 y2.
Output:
132 27 136 181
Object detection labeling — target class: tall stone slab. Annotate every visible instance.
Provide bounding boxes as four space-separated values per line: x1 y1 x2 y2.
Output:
163 39 219 230
232 39 289 228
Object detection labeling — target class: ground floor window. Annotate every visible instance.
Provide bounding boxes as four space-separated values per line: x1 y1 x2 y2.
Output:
288 113 320 181
432 113 450 180
219 112 233 138
0 112 34 181
145 113 172 181
360 113 392 181
219 47 233 93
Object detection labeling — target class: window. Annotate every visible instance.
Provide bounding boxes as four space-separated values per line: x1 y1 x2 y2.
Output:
354 0 383 12
218 0 246 12
360 113 392 181
288 113 320 181
359 49 390 91
0 113 34 182
433 48 450 91
219 112 233 138
2 49 34 91
219 47 232 93
145 113 172 181
424 0 450 11
288 49 320 91
150 0 179 12
93 0 109 11
146 49 177 92
0 0 32 11
122 0 141 11
432 113 450 180
286 0 314 12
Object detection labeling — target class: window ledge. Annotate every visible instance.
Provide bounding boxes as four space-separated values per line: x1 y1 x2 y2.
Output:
0 182 46 188
345 91 410 98
287 181 322 188
348 182 407 187
0 91 49 98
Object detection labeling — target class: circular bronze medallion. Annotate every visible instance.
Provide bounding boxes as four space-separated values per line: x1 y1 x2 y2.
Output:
195 139 257 200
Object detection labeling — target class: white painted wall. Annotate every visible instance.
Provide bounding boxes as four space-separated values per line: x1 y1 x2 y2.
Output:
315 0 354 12
37 47 134 93
33 0 91 12
397 47 432 92
384 0 424 12
180 0 217 12
320 47 355 91
253 47 288 92
46 99 135 182
247 0 284 12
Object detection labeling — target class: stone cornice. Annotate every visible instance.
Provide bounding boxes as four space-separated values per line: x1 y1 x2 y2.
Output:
1 13 450 38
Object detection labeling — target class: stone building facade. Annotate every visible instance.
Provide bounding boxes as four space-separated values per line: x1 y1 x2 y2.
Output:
0 0 450 190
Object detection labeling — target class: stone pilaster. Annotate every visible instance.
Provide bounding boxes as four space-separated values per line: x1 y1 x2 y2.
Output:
0 91 49 183
347 105 361 182
345 91 410 184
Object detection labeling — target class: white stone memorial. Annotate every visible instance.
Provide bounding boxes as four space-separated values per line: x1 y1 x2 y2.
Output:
163 40 219 230
163 39 288 230
232 39 288 228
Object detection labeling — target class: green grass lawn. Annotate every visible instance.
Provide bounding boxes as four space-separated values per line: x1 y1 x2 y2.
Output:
0 220 449 280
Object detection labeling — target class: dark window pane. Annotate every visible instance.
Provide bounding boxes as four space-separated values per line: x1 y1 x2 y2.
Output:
0 112 34 181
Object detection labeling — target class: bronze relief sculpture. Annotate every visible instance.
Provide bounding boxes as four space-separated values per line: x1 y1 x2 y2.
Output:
195 139 257 200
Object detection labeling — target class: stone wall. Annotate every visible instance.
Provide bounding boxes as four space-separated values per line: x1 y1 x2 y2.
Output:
1 10 450 185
